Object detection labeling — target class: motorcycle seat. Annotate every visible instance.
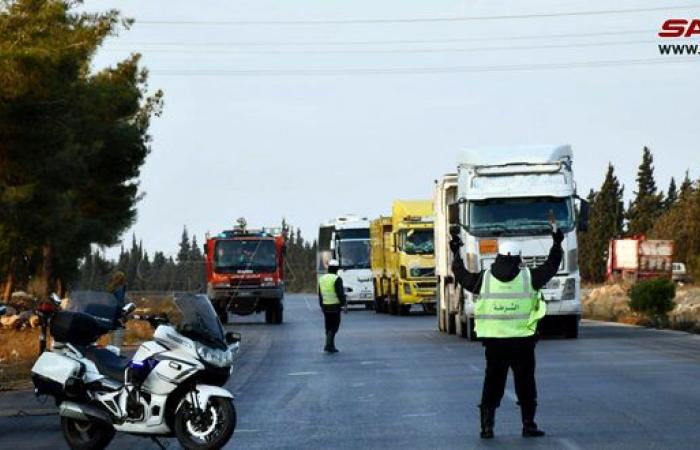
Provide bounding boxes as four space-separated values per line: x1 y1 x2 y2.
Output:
81 346 129 382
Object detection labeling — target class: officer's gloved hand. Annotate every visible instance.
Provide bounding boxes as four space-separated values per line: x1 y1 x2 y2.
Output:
552 228 564 244
449 237 463 254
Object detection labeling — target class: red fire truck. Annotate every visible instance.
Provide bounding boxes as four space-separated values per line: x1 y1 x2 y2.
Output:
204 221 287 324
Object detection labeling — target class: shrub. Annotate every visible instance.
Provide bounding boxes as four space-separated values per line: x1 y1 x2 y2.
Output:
629 278 676 326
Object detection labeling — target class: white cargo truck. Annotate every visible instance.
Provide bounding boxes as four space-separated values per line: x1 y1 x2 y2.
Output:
439 145 588 339
317 215 375 308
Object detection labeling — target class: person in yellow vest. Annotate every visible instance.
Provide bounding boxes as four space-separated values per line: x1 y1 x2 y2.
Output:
318 259 347 353
451 228 564 439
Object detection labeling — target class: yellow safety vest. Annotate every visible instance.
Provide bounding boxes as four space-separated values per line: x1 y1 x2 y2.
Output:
319 274 341 305
474 268 546 338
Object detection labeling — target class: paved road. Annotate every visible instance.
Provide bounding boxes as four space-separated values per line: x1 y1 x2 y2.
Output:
2 293 700 449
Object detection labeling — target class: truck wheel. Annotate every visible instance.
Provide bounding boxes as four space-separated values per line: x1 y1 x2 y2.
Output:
564 316 579 339
274 302 284 324
446 313 456 335
399 305 411 316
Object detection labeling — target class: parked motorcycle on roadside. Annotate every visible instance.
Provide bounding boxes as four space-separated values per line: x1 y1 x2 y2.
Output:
31 291 240 450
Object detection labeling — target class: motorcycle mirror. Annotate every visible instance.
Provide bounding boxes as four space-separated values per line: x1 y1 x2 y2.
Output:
50 293 62 305
225 331 241 345
123 302 136 315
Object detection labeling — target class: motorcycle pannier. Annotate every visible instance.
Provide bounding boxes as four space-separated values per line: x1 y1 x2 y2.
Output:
31 352 82 396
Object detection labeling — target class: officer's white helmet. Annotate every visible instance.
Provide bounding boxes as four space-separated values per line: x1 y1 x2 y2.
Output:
498 240 522 257
328 259 340 268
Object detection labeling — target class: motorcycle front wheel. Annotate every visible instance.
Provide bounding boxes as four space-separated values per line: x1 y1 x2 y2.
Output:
174 396 236 450
61 416 115 450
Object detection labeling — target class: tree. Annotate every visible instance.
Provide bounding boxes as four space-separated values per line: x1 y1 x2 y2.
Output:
664 177 678 210
0 0 162 297
579 164 625 282
679 170 694 201
626 147 663 236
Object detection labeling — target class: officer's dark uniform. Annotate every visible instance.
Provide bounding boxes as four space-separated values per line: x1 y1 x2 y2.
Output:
318 267 347 353
451 229 563 438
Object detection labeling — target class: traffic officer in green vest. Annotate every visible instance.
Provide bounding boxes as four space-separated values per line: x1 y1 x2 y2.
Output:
318 259 347 353
450 226 564 439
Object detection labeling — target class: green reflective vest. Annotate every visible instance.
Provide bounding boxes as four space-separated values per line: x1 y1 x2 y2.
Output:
319 274 341 305
474 268 546 338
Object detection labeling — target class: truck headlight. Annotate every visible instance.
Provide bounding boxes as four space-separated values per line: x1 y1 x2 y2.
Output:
196 343 234 368
562 278 576 300
261 277 276 287
567 249 578 272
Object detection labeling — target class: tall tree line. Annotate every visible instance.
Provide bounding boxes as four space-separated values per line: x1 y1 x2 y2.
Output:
579 147 699 282
0 0 162 299
77 224 319 293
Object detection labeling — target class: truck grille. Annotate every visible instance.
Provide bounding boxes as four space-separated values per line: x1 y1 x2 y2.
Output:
416 282 437 289
231 278 260 287
522 256 548 269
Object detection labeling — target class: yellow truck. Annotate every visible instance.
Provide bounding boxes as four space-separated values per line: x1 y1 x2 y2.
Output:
370 200 437 315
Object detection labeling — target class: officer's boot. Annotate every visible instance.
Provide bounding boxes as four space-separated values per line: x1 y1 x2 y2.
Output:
521 403 545 437
479 405 495 439
329 331 339 353
324 332 332 352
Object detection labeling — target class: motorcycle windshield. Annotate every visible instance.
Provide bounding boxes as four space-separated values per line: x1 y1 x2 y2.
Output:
171 294 227 350
64 291 118 329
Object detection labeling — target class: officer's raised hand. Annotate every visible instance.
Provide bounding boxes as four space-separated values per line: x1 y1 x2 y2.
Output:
551 228 564 245
449 236 463 254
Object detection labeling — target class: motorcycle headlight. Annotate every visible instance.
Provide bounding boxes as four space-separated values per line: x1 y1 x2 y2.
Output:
196 343 234 368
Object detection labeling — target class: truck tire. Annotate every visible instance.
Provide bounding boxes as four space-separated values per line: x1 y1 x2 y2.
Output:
446 313 456 335
564 316 579 339
375 297 383 314
399 304 411 316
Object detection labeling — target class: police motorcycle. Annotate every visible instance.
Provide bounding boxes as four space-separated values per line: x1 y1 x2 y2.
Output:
31 291 240 450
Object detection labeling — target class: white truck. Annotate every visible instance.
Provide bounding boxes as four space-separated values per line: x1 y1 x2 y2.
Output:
436 145 588 339
317 215 375 308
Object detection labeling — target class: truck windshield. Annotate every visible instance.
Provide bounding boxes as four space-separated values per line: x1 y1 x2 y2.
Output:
215 239 276 272
400 229 434 255
338 240 371 269
469 197 573 237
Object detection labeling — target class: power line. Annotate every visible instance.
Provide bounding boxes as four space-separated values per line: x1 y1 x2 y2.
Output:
108 29 656 47
151 57 700 77
135 4 700 26
105 39 660 55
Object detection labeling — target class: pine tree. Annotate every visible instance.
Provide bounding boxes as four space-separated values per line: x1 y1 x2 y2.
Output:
679 170 694 201
579 165 625 282
664 177 678 210
626 147 663 236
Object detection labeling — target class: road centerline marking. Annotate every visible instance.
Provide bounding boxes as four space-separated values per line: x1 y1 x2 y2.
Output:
288 371 318 376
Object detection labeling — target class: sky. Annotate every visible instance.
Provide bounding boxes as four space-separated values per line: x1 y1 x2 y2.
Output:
80 0 700 258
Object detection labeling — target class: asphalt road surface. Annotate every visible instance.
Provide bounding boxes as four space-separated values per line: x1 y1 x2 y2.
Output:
2 293 700 449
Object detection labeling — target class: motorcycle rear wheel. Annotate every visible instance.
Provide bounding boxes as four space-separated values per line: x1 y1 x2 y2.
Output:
175 396 236 450
61 416 115 450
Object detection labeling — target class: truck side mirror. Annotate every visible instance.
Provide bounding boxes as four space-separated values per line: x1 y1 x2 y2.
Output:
577 199 590 232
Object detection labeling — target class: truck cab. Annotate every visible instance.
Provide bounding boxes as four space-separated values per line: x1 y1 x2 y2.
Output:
371 200 437 315
205 224 286 324
448 145 587 339
317 215 374 308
